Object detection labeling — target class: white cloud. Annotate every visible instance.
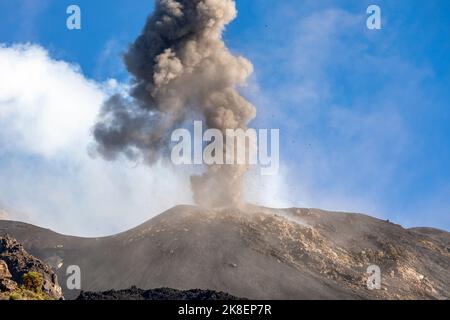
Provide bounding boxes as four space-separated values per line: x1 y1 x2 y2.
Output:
0 44 193 236
0 209 8 220
0 44 104 158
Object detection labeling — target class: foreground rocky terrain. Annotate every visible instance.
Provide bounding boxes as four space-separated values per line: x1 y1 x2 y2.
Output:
0 235 63 300
77 286 244 300
1 205 449 300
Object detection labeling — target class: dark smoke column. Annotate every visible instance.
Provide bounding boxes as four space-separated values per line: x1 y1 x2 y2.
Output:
93 0 256 208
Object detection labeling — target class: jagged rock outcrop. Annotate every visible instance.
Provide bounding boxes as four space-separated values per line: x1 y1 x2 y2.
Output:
0 260 11 278
0 260 17 292
0 235 62 300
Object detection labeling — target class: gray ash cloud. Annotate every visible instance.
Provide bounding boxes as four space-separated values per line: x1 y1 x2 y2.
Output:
93 0 256 207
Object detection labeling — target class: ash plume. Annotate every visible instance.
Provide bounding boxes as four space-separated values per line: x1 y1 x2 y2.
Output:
93 0 256 208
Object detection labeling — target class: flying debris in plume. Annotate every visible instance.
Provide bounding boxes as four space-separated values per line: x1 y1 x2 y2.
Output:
93 0 256 208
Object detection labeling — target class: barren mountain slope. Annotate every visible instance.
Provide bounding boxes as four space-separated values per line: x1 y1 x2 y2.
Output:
0 205 449 300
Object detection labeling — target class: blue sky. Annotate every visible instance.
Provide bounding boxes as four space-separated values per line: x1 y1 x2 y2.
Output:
0 0 449 234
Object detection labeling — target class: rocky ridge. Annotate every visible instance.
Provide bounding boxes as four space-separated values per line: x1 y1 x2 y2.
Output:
0 235 63 300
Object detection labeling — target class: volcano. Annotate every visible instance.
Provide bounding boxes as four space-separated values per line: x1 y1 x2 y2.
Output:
0 205 449 300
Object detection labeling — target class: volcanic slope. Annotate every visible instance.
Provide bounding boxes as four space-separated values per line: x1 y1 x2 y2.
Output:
1 205 449 300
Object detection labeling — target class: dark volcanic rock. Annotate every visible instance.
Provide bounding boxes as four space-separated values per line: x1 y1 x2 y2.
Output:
77 286 245 300
0 235 62 299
